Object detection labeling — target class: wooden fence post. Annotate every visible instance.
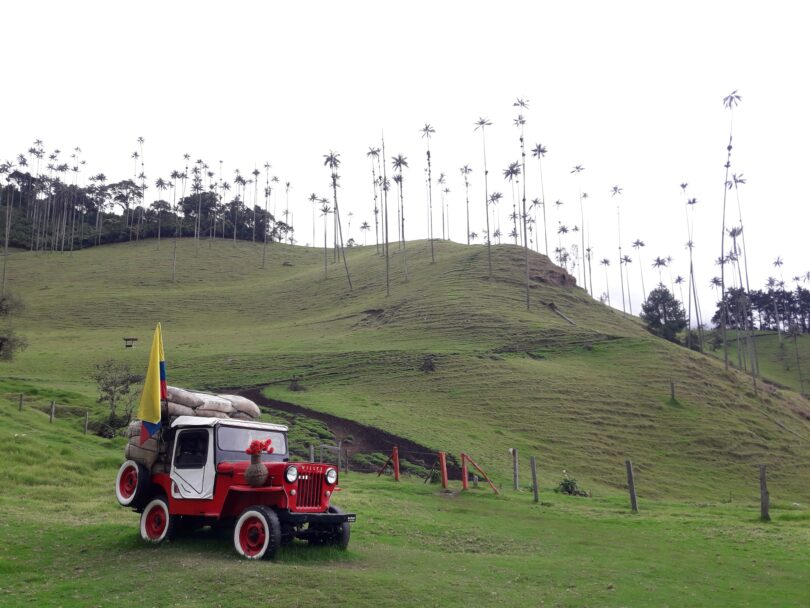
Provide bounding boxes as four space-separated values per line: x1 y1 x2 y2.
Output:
392 446 400 481
19 394 23 411
49 401 55 423
461 453 469 490
309 444 315 462
625 459 638 513
438 451 448 490
530 456 539 503
84 410 89 434
759 464 770 522
510 448 519 490
670 379 676 401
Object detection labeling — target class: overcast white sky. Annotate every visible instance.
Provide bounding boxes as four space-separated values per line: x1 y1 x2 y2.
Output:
4 0 809 317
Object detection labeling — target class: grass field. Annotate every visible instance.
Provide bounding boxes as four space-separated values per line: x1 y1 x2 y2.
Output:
2 237 810 605
4 238 809 501
711 330 809 396
1 397 809 608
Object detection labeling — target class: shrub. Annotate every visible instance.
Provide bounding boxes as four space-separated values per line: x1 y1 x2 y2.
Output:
554 470 589 497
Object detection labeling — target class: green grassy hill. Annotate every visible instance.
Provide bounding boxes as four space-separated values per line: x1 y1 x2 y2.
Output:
2 394 809 607
4 238 810 502
711 330 809 395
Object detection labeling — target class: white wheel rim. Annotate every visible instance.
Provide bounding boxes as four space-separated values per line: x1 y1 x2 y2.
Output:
234 510 270 558
140 499 169 543
116 460 139 506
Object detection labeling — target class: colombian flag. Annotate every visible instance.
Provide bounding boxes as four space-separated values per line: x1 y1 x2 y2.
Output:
137 323 167 445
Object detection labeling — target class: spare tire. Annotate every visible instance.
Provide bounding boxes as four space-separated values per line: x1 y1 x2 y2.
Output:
115 460 151 509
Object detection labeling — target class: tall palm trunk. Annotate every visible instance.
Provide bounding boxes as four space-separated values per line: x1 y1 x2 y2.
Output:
426 146 435 263
370 160 380 254
480 128 492 278
330 172 352 290
617 207 626 313
519 131 530 311
382 138 390 296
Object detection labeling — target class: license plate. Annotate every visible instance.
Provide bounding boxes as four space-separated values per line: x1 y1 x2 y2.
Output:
347 514 357 523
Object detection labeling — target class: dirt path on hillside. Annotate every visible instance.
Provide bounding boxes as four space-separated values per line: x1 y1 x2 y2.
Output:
239 387 459 475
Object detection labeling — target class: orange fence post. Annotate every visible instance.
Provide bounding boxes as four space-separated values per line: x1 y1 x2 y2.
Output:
462 453 500 495
461 453 469 490
392 446 400 481
438 451 448 489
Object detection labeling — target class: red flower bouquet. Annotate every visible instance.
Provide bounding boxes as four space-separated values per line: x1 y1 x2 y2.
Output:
245 438 274 456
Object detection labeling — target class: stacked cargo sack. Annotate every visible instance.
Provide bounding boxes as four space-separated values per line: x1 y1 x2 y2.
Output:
124 387 263 472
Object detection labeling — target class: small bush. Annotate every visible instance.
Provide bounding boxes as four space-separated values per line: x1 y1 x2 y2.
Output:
554 470 589 497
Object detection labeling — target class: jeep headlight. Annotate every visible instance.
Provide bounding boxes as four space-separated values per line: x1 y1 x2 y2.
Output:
285 465 299 483
325 467 338 485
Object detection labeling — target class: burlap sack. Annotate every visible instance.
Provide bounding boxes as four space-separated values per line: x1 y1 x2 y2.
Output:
218 394 261 419
192 393 235 415
166 386 205 408
125 436 159 468
195 408 230 419
231 411 255 421
127 420 142 439
161 401 197 418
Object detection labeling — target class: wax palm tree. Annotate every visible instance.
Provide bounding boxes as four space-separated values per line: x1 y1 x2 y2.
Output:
571 165 586 290
233 172 246 246
652 256 668 287
557 224 569 268
360 221 370 245
475 117 493 276
169 169 183 283
442 186 451 240
220 181 231 238
621 255 633 314
262 163 272 268
248 168 260 243
421 123 436 262
392 154 409 279
531 143 549 255
367 147 381 253
682 184 699 349
460 164 472 245
600 258 611 306
436 172 447 240
319 201 331 277
611 185 626 311
153 178 169 247
469 231 478 242
324 150 352 290
488 192 503 244
719 90 742 370
513 99 531 310
308 192 317 247
503 162 521 245
632 239 647 301
729 172 757 376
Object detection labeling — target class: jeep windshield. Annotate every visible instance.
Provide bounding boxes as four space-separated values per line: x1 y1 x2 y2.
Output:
216 426 288 462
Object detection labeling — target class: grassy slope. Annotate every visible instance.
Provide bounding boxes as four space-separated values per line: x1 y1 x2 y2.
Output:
1 397 809 608
4 238 810 502
711 330 809 395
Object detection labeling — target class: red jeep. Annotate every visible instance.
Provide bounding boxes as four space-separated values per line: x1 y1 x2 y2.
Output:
115 416 355 559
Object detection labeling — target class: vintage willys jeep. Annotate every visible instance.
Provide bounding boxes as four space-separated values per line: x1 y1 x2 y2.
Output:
114 416 355 559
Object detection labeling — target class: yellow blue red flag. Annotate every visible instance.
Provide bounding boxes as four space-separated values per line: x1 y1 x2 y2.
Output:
137 323 167 444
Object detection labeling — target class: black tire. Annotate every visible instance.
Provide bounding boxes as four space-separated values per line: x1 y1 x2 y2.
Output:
115 460 151 509
234 506 281 559
140 496 175 543
328 505 351 550
309 505 350 550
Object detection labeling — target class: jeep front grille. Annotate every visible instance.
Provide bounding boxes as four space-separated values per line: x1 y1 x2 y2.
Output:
297 471 324 508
